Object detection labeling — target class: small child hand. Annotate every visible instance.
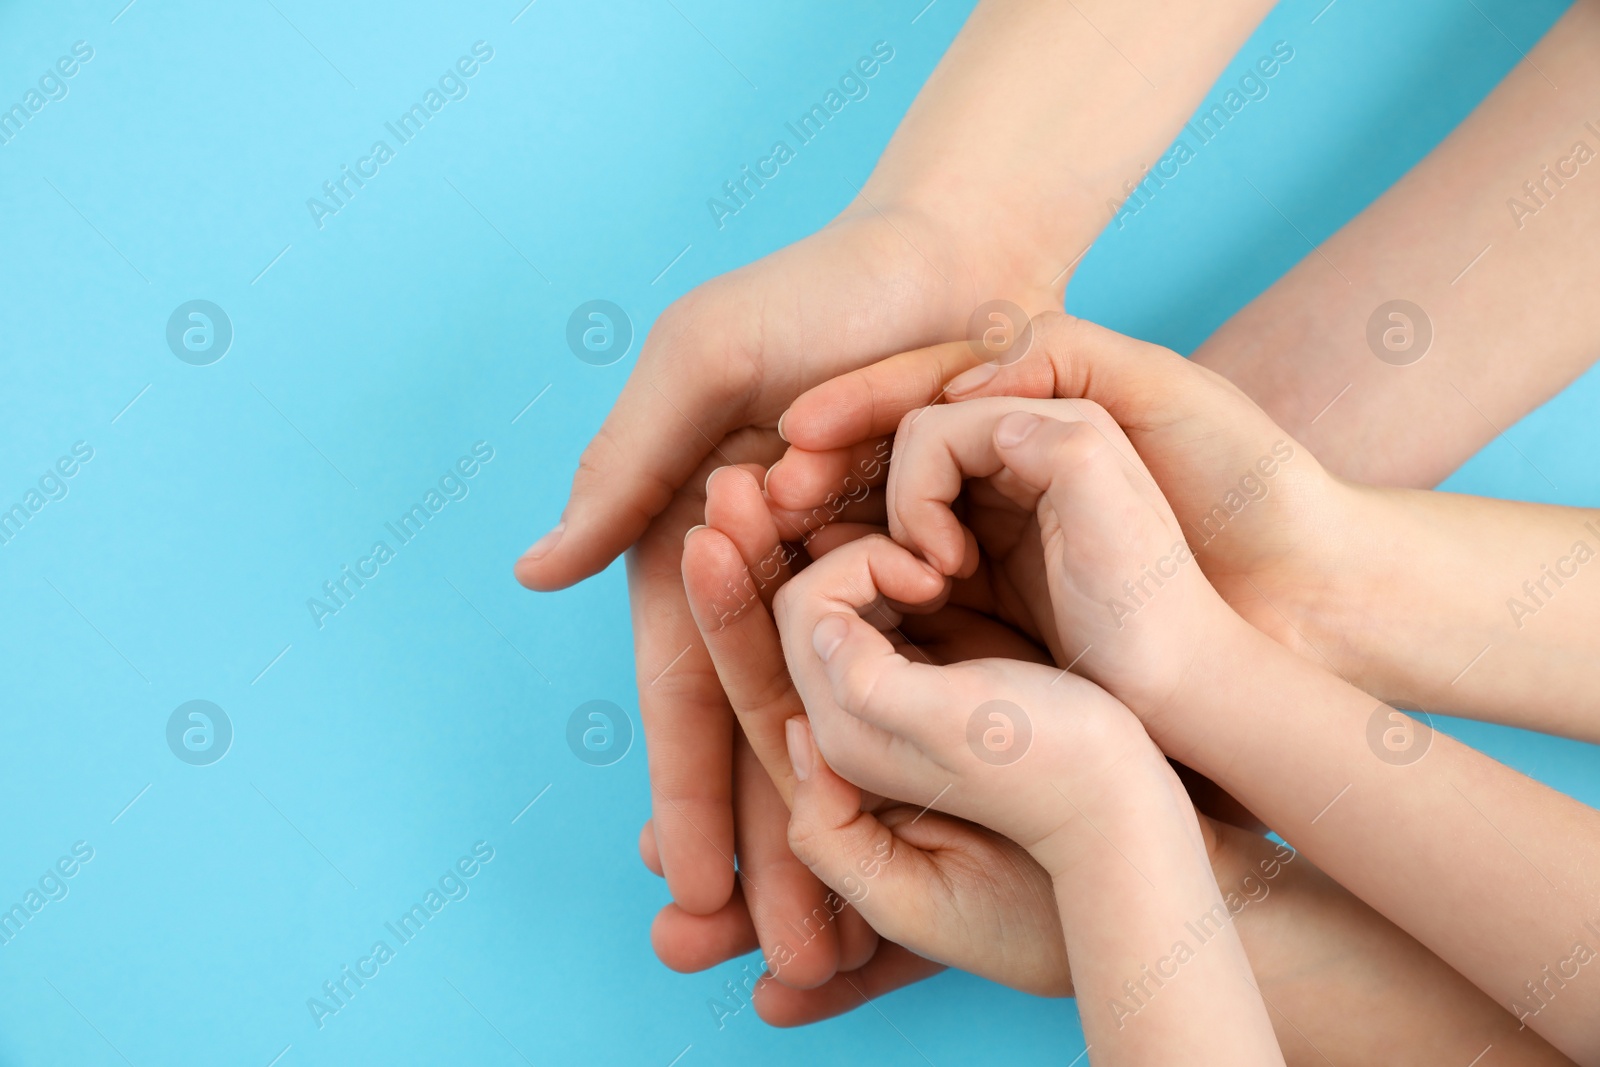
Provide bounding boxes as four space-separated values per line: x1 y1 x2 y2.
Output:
884 397 1241 729
771 532 1173 868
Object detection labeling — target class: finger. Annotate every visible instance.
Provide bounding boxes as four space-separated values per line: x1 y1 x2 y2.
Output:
769 492 887 543
683 525 803 802
704 464 793 610
885 397 1104 576
628 518 737 916
514 314 766 591
780 340 983 451
639 819 662 877
786 719 943 952
752 941 945 1028
775 536 953 800
810 611 960 745
765 438 890 513
993 412 1172 537
799 521 886 560
777 533 946 635
834 902 880 974
944 311 1205 424
650 889 760 974
735 730 840 990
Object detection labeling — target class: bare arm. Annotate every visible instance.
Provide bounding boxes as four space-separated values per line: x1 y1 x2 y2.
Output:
1310 487 1600 742
1196 0 1600 488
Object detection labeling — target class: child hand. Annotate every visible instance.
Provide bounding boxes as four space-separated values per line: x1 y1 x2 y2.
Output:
884 397 1241 729
783 715 1072 996
681 465 1075 999
772 313 1347 667
771 523 1283 1065
770 532 1176 871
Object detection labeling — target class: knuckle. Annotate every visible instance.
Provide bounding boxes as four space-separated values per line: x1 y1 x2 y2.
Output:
785 815 821 866
834 655 884 715
1051 421 1109 467
1030 310 1079 350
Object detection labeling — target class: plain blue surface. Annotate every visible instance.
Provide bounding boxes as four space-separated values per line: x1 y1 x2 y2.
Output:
0 0 1593 1064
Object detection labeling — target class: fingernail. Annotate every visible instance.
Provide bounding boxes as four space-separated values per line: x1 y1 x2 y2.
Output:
947 361 999 396
684 524 707 544
776 410 790 443
812 614 850 663
994 412 1042 448
786 717 814 781
521 522 565 562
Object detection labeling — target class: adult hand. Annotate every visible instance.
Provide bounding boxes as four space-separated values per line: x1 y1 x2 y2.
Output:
517 207 1058 976
673 463 1075 1017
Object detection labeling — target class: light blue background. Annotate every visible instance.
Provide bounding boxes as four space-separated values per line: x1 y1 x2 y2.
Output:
0 0 1593 1064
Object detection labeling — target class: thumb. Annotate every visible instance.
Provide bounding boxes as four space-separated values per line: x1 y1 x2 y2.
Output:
514 311 763 591
944 312 1203 427
785 717 900 904
992 412 1160 541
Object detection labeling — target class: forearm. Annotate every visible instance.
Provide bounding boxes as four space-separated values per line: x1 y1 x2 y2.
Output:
1042 759 1283 1065
1216 822 1575 1066
1163 622 1600 1059
1310 484 1600 741
862 0 1277 293
1196 0 1600 488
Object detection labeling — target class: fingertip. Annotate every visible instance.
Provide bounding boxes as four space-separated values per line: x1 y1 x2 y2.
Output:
786 716 815 782
955 527 981 581
513 521 567 589
513 517 624 591
993 411 1043 450
650 895 759 973
656 805 738 916
835 905 880 973
763 925 841 991
680 524 746 625
811 612 854 664
945 359 999 398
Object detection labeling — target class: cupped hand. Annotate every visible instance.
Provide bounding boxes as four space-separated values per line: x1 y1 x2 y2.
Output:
673 460 1080 1014
772 312 1352 666
516 206 1054 933
881 396 1242 727
769 532 1166 853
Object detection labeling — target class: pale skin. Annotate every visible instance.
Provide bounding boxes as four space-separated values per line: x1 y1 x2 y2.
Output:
670 457 1571 1064
517 0 1600 1028
829 378 1600 1061
782 313 1600 745
1195 0 1600 490
782 556 1287 1066
518 0 1287 1002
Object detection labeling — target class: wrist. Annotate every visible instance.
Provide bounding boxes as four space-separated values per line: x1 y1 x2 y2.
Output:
1257 479 1418 700
843 131 1108 300
1206 473 1392 696
1026 747 1197 882
856 178 1102 300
